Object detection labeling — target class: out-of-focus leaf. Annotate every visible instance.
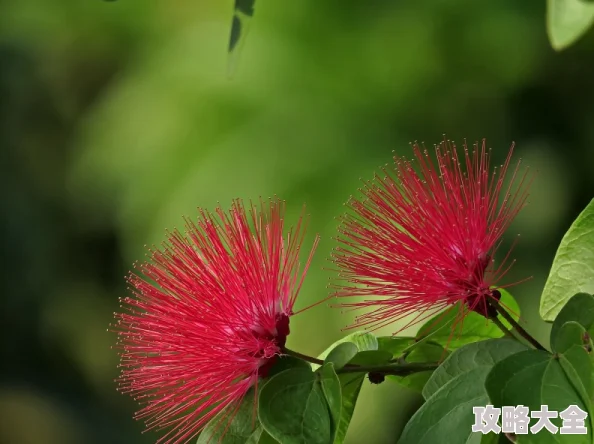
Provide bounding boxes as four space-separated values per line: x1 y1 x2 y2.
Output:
228 0 255 77
547 0 594 51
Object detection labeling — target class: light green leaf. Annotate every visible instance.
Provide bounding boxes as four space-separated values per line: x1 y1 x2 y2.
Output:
314 331 379 370
416 290 520 351
376 336 416 356
324 342 359 371
547 0 594 51
540 199 594 321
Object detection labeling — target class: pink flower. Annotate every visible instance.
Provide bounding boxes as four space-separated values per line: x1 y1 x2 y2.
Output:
332 138 531 332
114 199 318 444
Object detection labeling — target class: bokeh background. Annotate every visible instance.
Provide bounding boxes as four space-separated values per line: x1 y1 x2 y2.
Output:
2 1 594 443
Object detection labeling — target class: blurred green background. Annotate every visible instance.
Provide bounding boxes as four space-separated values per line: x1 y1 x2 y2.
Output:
2 1 594 443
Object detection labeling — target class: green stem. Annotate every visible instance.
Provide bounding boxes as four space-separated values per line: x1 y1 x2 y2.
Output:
394 350 412 365
489 299 547 351
282 348 325 366
336 362 438 375
490 314 516 340
282 347 438 376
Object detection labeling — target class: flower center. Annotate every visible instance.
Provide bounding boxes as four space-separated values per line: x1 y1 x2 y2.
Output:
451 253 500 318
253 313 291 378
466 289 500 318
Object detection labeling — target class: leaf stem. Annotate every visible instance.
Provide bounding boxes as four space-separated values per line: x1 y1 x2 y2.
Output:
489 299 547 351
335 362 438 376
281 347 325 366
490 315 516 340
281 347 438 376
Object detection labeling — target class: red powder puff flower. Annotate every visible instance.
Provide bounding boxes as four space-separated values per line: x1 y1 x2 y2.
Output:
113 198 318 444
332 138 531 332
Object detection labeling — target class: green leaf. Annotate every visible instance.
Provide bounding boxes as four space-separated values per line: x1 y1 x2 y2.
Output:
398 340 532 444
348 350 393 366
314 331 379 370
550 293 594 341
558 345 594 436
323 336 387 444
332 372 364 444
534 360 592 443
540 199 594 321
197 387 259 444
398 367 490 444
547 0 594 51
318 364 342 442
553 320 588 354
245 427 264 444
258 367 332 444
423 338 528 400
228 0 255 77
416 289 520 351
559 346 594 407
494 289 522 331
268 355 312 377
485 349 551 407
552 319 594 429
324 342 359 371
256 430 279 444
485 349 592 443
377 336 447 391
377 336 416 356
388 342 446 393
479 434 502 444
